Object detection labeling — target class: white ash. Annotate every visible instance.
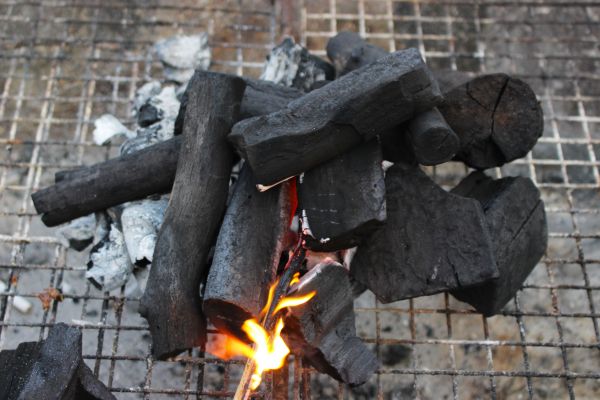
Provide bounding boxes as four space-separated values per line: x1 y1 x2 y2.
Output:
92 114 135 145
124 266 150 299
148 85 180 122
120 196 168 266
260 37 329 92
154 33 211 83
57 214 96 251
133 80 162 114
86 221 133 291
0 279 32 314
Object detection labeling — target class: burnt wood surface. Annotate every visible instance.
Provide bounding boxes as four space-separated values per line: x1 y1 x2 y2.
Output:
33 79 302 227
303 311 378 386
139 71 245 360
350 163 498 302
1 323 116 400
450 172 548 316
174 77 302 135
299 140 386 251
282 262 354 358
326 31 459 166
229 48 442 186
327 32 543 169
439 73 544 169
203 164 293 340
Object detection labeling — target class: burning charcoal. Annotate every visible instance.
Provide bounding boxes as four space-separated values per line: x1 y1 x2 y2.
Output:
120 196 168 267
326 31 459 166
302 311 378 386
450 172 547 316
57 213 96 251
92 114 135 145
299 140 386 252
439 73 544 169
282 262 354 356
229 48 442 186
33 78 303 227
133 80 162 113
16 323 115 400
350 163 498 302
203 165 294 340
260 37 334 92
86 220 133 291
139 71 245 359
154 33 211 83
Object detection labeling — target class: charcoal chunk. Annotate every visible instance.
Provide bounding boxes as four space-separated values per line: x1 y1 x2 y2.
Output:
350 163 498 302
450 172 548 316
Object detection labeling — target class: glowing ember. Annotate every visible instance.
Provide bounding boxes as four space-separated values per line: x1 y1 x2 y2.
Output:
207 275 316 391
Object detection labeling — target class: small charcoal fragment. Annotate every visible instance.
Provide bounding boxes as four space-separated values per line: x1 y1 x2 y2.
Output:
299 140 386 251
137 103 161 127
229 48 442 186
261 37 334 92
203 165 293 340
133 81 162 113
450 172 548 316
57 214 96 251
326 31 387 76
350 163 498 302
139 71 245 359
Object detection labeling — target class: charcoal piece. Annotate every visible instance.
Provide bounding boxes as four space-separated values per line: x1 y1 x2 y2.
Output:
326 32 459 166
203 165 293 340
32 137 181 227
137 103 160 127
76 363 115 400
174 76 302 135
450 172 548 316
299 140 386 251
133 81 162 113
229 48 442 186
440 73 543 169
86 221 133 291
57 214 96 251
260 37 334 92
302 311 378 386
139 71 245 360
282 262 354 354
350 163 498 302
120 196 169 267
154 33 211 83
0 342 41 400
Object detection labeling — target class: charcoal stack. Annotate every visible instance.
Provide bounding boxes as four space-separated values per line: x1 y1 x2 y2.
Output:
27 31 548 390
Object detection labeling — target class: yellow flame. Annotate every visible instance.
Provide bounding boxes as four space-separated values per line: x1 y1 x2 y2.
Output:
289 272 300 287
272 291 316 315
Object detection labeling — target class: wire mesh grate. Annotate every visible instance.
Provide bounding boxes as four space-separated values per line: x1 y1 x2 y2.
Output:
1 0 599 399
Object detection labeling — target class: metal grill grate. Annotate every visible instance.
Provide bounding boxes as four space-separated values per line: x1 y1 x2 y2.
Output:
1 0 599 398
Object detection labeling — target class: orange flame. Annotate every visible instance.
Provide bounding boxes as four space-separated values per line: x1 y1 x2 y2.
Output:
208 276 316 391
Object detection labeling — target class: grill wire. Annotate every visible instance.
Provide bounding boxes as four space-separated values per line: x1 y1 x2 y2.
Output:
1 0 599 398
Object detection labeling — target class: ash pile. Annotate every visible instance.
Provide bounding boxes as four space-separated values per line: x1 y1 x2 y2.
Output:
28 31 547 390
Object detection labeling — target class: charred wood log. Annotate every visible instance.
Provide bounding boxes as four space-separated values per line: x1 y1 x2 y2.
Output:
299 140 386 252
203 165 294 340
327 32 543 169
326 31 459 166
139 71 245 359
450 172 548 316
282 262 376 385
303 311 378 386
0 323 116 400
229 48 442 186
33 79 302 227
350 163 498 302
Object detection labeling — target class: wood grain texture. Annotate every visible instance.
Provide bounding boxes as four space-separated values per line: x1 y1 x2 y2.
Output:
139 71 245 360
450 172 548 316
203 164 293 340
350 163 498 303
299 140 386 252
229 48 442 186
